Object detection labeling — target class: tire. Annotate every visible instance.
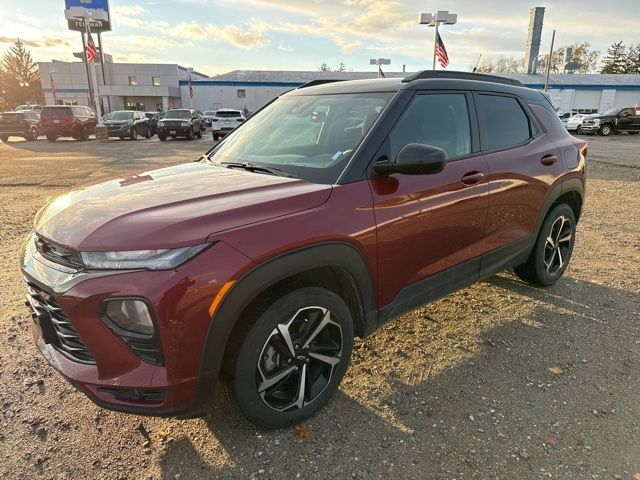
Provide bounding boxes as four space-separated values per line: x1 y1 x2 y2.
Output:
145 126 151 139
186 128 194 140
79 126 89 141
129 127 137 140
598 124 612 136
213 133 219 141
629 131 638 135
46 135 57 142
576 125 582 135
224 287 354 429
196 128 202 139
0 136 8 143
158 134 166 141
514 203 576 287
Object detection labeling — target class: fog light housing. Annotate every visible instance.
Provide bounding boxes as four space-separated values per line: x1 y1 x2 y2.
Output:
105 299 154 335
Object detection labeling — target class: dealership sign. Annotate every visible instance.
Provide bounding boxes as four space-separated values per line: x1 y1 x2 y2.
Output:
64 0 111 32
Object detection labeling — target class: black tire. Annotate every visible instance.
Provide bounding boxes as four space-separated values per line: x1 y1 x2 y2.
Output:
79 126 89 141
158 134 166 141
186 128 194 140
628 131 638 135
130 127 137 140
196 127 202 139
224 287 354 429
0 135 8 143
213 133 219 141
514 203 576 286
46 135 57 142
576 125 582 135
598 124 613 136
145 126 151 138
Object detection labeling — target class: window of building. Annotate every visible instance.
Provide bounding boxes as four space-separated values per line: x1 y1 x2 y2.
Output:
126 101 146 111
475 94 532 151
152 76 161 86
389 93 471 160
128 76 138 86
237 89 246 99
63 99 78 106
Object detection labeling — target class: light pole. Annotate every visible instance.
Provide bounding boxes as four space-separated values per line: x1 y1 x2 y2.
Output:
370 58 391 77
419 10 457 70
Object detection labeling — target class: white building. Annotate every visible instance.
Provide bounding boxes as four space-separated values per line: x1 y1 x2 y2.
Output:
38 60 208 112
182 70 640 114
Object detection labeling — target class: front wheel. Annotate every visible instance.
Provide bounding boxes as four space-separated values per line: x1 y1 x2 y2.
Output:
598 124 613 136
186 128 194 140
196 128 202 139
46 135 57 142
130 127 137 140
514 204 576 286
224 287 354 429
576 125 582 135
158 134 167 141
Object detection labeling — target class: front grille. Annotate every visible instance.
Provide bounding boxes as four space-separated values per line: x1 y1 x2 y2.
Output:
161 121 184 127
35 236 83 269
25 281 95 364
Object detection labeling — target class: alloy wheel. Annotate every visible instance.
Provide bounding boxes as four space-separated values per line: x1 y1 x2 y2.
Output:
257 306 343 412
543 215 572 276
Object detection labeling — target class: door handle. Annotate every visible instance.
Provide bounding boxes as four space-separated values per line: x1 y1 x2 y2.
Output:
461 171 485 186
541 154 558 166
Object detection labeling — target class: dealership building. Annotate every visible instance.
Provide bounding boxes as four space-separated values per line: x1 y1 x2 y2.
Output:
181 70 640 115
38 59 208 112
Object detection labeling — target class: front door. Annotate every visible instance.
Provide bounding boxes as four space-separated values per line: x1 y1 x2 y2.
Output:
369 92 489 311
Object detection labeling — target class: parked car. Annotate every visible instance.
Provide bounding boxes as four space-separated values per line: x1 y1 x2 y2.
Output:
15 104 43 112
211 108 245 140
0 111 40 142
40 105 97 142
145 111 165 136
580 107 640 136
157 109 203 140
21 71 587 429
103 110 151 140
564 113 597 134
202 110 216 126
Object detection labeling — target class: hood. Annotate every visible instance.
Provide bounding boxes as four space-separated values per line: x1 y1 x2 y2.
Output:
103 120 132 126
36 162 332 251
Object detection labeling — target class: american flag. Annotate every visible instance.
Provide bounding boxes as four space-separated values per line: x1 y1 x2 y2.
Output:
435 31 449 68
378 65 385 79
50 73 57 104
86 31 97 63
188 75 194 98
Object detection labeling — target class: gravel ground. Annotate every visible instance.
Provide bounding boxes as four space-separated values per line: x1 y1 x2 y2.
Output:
0 133 639 480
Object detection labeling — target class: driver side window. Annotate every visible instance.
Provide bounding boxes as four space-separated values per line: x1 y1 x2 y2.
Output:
389 93 471 160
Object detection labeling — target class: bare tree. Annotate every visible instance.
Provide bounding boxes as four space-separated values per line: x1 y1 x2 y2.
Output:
475 56 524 73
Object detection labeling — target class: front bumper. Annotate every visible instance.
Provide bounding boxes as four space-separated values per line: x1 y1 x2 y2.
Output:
158 126 191 136
106 125 132 137
580 124 599 133
0 129 30 137
20 235 253 417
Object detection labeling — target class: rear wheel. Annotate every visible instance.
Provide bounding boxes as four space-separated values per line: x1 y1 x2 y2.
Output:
225 287 354 429
186 128 194 140
196 127 202 138
629 131 638 135
145 126 151 138
514 204 576 286
158 134 167 141
129 127 137 140
46 135 57 142
79 126 89 141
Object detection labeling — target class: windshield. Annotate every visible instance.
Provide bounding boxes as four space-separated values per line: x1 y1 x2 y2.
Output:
207 92 392 184
164 110 191 119
0 113 24 120
105 111 134 120
41 107 72 117
204 111 215 116
601 107 622 116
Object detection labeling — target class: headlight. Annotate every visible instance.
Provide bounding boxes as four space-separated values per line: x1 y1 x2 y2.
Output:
80 244 209 270
592 119 600 125
181 121 189 127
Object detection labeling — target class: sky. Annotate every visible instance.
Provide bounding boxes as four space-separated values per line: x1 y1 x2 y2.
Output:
0 0 638 76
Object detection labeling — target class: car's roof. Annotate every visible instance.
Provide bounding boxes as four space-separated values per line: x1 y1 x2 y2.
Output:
216 108 242 112
285 71 544 102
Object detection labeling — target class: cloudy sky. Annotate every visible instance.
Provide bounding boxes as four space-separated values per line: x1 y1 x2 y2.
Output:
0 0 638 76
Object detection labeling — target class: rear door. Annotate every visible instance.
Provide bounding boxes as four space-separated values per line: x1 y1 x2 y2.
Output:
617 108 635 132
370 91 490 310
475 92 565 273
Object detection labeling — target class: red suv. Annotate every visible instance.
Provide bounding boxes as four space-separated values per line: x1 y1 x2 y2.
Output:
40 105 97 142
21 72 586 428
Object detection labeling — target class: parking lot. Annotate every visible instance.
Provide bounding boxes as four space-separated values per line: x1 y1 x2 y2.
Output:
0 133 639 479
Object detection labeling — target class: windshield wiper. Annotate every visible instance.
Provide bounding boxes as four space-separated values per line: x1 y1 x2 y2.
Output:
221 162 295 178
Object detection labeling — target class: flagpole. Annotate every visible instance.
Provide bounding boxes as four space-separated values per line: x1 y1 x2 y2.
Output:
86 21 103 119
432 15 439 70
81 30 95 110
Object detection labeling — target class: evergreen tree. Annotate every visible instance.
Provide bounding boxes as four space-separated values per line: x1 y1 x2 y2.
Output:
625 44 640 74
0 40 42 107
336 62 346 72
319 63 331 72
600 41 627 73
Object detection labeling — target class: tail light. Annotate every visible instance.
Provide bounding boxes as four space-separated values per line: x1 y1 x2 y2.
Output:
580 144 588 158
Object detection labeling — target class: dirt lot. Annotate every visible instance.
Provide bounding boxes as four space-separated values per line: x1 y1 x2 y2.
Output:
0 133 639 480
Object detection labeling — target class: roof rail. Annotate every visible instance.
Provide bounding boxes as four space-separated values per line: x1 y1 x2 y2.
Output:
297 79 346 89
402 70 523 87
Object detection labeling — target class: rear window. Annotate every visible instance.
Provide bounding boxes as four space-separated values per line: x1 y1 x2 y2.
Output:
216 111 242 118
476 94 532 151
41 107 72 117
164 110 191 119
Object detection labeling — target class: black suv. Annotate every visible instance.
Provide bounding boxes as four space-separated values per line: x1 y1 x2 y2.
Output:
581 107 640 136
0 110 40 142
157 109 203 141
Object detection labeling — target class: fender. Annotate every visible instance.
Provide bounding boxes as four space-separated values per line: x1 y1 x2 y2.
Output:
190 241 377 412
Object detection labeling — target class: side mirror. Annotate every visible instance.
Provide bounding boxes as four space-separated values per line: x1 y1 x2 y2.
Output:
373 143 447 176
